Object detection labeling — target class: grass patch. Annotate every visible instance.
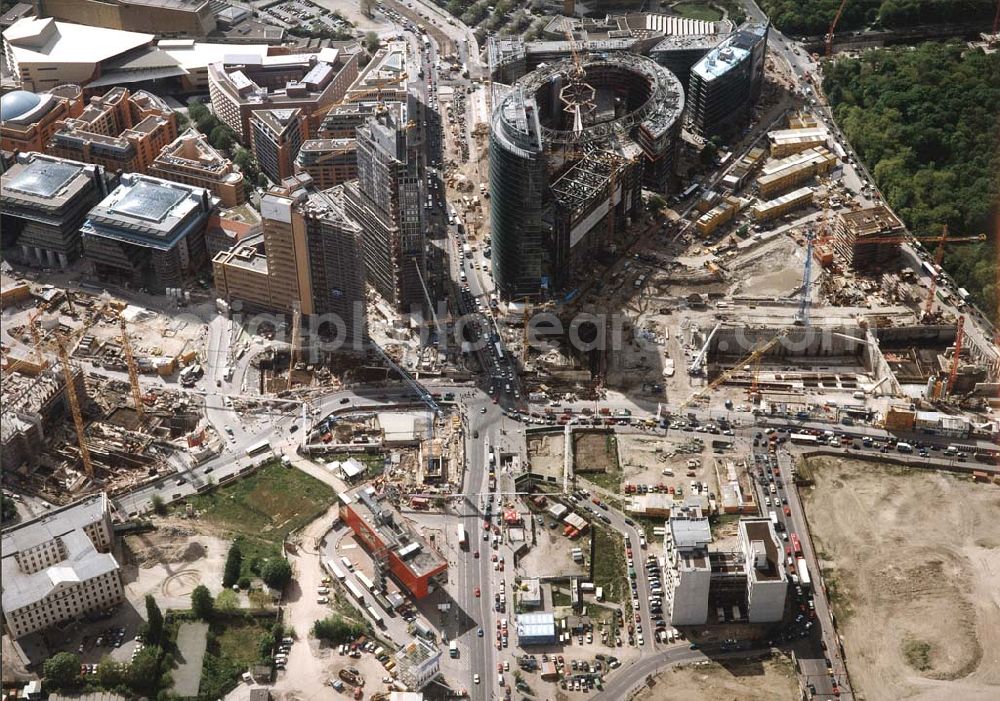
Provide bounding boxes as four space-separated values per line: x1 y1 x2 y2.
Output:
185 461 335 549
580 467 622 493
823 571 853 623
673 1 723 21
632 514 665 542
903 637 932 671
708 513 742 539
199 615 273 700
552 588 572 608
592 525 627 606
324 451 385 477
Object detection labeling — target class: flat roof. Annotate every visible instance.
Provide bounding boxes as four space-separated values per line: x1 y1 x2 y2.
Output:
5 156 82 198
3 16 152 66
741 518 782 582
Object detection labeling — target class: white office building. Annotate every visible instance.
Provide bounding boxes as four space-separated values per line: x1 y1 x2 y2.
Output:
665 500 713 625
739 517 787 622
1 493 123 639
394 637 441 691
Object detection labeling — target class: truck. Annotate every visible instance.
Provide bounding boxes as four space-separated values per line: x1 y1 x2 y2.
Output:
897 442 913 453
796 557 811 589
457 524 467 549
449 640 459 658
790 533 803 557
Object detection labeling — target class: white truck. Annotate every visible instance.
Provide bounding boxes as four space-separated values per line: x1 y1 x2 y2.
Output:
457 524 467 549
797 557 811 589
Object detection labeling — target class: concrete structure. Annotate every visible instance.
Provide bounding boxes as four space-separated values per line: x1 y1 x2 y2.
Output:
250 108 305 184
149 128 246 208
738 518 787 623
1 493 123 639
393 637 441 691
756 147 836 198
768 127 830 157
2 17 155 91
650 33 726 94
208 48 359 140
47 87 177 175
720 145 766 191
520 578 542 608
343 102 426 313
686 23 768 138
1 365 86 471
1 152 114 268
695 196 739 236
834 204 905 269
204 210 258 258
294 138 357 189
515 612 557 645
344 41 409 104
212 175 365 341
0 85 83 153
81 173 216 293
489 52 683 299
338 485 448 599
751 186 814 222
665 501 713 625
28 0 215 37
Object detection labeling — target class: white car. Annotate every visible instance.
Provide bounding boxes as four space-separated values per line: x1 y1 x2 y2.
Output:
473 674 480 684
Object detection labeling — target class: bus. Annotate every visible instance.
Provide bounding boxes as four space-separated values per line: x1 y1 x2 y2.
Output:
790 533 803 557
355 571 375 593
921 260 938 279
457 524 467 549
245 440 270 456
345 580 365 601
326 560 346 581
494 341 504 361
366 605 384 627
769 511 779 529
790 433 818 445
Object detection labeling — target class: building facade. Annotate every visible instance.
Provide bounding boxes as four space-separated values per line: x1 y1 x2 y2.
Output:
149 128 246 208
81 173 216 293
30 0 216 36
1 152 114 268
1 493 123 639
344 103 426 313
294 138 358 189
0 84 83 153
738 518 787 623
250 108 306 184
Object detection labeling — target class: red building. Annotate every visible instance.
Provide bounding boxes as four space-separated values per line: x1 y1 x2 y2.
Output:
339 487 448 600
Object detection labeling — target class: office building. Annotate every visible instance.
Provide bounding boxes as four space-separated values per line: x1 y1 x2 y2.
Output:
318 102 379 139
250 108 306 184
344 41 410 104
2 17 155 92
515 613 557 646
650 33 726 93
47 87 177 175
150 128 246 208
338 485 448 599
294 138 358 189
204 208 260 258
0 84 82 153
738 518 787 622
81 173 216 293
26 0 215 36
208 48 359 141
665 501 713 625
1 493 123 639
344 102 426 313
394 638 441 691
213 176 366 345
834 205 906 270
756 147 836 198
686 22 768 138
1 152 114 268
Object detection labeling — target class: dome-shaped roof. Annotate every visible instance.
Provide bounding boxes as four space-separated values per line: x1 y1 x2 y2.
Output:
1 90 42 122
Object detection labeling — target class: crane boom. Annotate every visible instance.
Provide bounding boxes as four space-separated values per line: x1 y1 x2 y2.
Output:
119 318 145 418
947 316 964 395
676 334 786 413
826 0 849 57
55 334 94 477
924 225 949 318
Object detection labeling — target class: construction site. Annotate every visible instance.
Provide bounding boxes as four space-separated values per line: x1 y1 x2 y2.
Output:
1 276 211 504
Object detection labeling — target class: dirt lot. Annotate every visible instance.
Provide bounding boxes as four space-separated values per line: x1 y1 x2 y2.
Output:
616 432 708 489
634 654 799 700
801 457 1000 701
574 431 617 473
528 433 565 480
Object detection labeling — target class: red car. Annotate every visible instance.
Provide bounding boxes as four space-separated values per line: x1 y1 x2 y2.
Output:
784 506 791 516
474 587 481 598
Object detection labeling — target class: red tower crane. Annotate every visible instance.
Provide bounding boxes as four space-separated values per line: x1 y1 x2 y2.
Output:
826 0 849 57
946 316 965 396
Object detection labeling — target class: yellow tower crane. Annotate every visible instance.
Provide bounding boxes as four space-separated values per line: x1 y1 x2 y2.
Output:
119 318 145 419
55 333 94 478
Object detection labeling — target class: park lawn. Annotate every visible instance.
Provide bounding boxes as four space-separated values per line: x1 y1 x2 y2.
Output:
673 1 724 21
591 525 627 605
199 615 272 700
186 461 335 548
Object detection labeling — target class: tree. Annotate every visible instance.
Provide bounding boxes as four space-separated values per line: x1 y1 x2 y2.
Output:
209 125 235 152
215 589 239 613
646 193 667 212
260 558 293 589
96 656 124 689
257 632 275 660
127 646 161 697
150 494 167 516
363 31 381 54
359 0 374 17
312 615 364 644
1 494 16 523
43 652 80 690
191 585 214 619
223 541 242 588
145 595 164 646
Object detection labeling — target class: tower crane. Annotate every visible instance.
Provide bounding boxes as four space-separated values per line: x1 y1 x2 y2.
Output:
288 301 302 389
945 315 965 397
675 333 787 415
794 230 816 326
923 225 951 320
826 0 849 57
119 318 145 419
55 333 94 478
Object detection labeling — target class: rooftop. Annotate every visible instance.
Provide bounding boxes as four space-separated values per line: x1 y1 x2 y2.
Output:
3 16 152 66
740 518 782 582
840 204 905 239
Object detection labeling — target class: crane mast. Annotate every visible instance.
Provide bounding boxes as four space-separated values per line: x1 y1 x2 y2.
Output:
119 318 145 418
55 334 94 477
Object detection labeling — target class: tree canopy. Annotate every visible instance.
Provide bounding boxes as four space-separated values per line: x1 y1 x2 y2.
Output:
223 541 242 588
261 558 293 589
43 652 80 691
823 42 1000 317
144 594 164 646
312 615 364 644
192 584 214 619
759 0 994 36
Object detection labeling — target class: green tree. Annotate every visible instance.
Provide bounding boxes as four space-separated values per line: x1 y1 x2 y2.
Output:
149 494 167 516
223 541 242 588
96 656 124 689
311 615 364 644
215 589 240 613
145 594 164 646
191 585 214 619
127 646 161 697
43 652 81 690
257 632 275 660
646 193 667 212
363 31 380 54
209 124 235 151
1 494 16 523
260 558 293 589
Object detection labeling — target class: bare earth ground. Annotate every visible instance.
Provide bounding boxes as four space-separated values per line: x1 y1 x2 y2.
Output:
574 431 617 473
528 433 565 479
633 654 799 701
801 458 1000 701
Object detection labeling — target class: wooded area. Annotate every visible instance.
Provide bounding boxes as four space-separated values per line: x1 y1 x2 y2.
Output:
823 42 1000 317
760 0 994 36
